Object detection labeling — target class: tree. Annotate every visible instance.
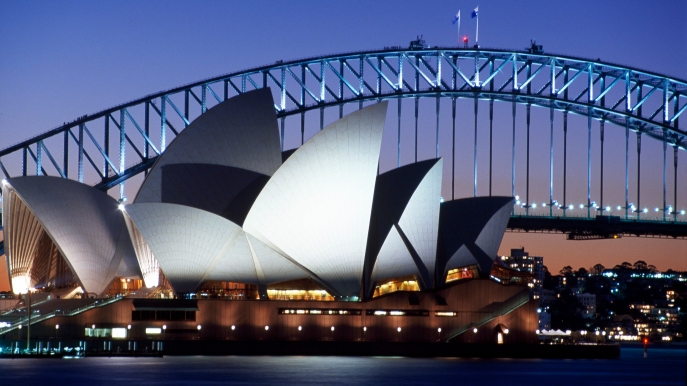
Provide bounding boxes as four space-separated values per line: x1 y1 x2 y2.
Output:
647 265 658 273
542 266 556 290
576 267 589 277
560 266 574 277
590 264 605 275
621 262 632 269
633 260 648 270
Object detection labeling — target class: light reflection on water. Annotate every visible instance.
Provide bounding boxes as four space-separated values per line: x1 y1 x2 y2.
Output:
0 347 684 385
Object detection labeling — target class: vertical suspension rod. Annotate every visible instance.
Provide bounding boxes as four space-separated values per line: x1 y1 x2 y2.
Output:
549 106 554 216
473 95 478 197
526 103 531 214
63 130 69 179
489 98 493 196
600 119 605 213
436 96 440 159
636 132 642 218
488 58 494 197
587 111 592 217
563 111 568 216
452 97 457 200
674 146 679 220
300 66 305 145
119 109 126 200
511 100 516 200
414 54 420 162
397 97 402 168
662 129 667 221
625 121 629 219
280 117 285 152
77 124 84 183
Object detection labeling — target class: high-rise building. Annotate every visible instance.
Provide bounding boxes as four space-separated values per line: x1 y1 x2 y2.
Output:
500 248 543 300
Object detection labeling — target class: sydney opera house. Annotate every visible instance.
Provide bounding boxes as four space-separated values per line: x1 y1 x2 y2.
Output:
0 89 536 347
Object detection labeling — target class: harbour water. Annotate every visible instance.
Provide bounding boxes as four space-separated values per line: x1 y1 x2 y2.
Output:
0 346 684 385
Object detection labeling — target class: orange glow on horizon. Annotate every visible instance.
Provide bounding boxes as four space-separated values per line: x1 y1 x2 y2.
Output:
499 233 687 273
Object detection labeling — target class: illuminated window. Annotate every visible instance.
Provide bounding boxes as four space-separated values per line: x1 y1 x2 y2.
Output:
366 309 429 317
372 276 421 298
446 265 479 283
267 279 335 301
112 328 127 338
278 308 361 316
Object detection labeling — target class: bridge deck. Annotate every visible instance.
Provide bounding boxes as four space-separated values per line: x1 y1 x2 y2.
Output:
508 215 687 239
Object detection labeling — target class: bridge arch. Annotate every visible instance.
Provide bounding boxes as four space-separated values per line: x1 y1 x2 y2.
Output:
0 48 685 237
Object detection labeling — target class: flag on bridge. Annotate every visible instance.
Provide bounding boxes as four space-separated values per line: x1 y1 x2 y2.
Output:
472 6 479 44
452 10 460 24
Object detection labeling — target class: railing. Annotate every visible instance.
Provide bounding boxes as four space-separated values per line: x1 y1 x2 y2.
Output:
0 296 123 335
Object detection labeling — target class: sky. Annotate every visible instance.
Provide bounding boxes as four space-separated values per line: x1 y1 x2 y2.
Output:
0 0 686 291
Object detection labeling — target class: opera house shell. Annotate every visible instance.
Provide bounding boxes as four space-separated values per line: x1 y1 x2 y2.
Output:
3 88 511 298
1 88 536 345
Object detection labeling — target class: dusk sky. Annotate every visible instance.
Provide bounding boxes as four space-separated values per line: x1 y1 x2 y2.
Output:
0 0 686 291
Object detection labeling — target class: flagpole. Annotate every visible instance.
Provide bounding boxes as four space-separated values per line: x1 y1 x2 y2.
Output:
476 9 479 45
458 16 461 46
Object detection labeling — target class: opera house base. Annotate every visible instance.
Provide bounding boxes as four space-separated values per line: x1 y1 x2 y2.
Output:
0 280 621 358
0 341 620 360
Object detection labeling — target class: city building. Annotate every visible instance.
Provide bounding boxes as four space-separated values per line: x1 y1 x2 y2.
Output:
499 248 543 300
0 89 536 345
538 309 551 330
576 293 596 319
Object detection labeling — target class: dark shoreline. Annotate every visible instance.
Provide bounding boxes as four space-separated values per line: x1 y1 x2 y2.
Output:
1 341 620 359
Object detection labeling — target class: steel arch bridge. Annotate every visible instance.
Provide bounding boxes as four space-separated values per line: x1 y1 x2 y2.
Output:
1 47 686 239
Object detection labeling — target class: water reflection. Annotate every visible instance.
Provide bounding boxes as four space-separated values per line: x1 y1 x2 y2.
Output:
0 347 683 386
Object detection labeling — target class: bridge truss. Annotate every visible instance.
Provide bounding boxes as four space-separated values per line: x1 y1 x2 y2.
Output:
1 47 686 237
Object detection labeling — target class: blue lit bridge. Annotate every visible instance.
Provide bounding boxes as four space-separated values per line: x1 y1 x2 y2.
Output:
0 46 686 239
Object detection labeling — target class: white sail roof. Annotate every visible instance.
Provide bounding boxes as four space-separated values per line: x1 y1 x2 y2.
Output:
243 102 388 297
135 88 282 211
124 202 308 293
2 176 139 295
